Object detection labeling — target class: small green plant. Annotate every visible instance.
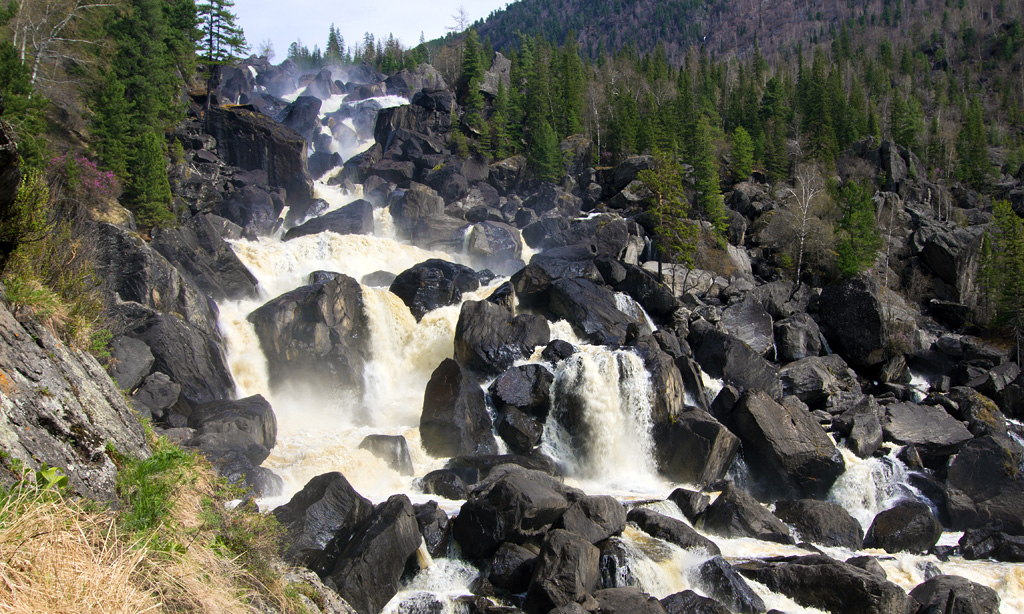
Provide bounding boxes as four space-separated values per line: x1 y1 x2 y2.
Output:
88 328 113 360
34 462 69 491
112 435 200 533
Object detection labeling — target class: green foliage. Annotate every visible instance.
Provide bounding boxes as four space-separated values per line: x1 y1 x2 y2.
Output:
979 201 1024 348
195 0 247 65
639 155 698 278
834 181 882 277
34 462 69 491
460 29 485 131
90 73 132 179
957 96 991 191
0 41 47 169
890 91 924 153
124 131 175 228
529 119 562 183
113 435 200 533
692 116 728 237
730 126 754 181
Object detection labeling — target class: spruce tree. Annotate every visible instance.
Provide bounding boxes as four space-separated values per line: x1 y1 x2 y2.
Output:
639 155 698 291
693 116 728 237
125 130 175 228
460 29 485 131
957 96 990 191
529 119 562 183
90 73 132 179
730 126 754 182
196 0 248 108
835 181 882 277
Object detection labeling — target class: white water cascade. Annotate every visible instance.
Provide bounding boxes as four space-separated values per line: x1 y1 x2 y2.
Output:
209 83 1024 612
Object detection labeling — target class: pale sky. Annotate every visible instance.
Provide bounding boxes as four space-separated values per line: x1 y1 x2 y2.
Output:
234 0 515 62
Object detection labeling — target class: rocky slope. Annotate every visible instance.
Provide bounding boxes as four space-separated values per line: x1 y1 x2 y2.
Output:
2 56 1023 614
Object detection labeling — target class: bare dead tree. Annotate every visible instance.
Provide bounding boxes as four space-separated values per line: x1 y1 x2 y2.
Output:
779 163 828 289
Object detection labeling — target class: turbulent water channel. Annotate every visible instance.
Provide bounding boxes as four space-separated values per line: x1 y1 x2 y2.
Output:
213 90 1024 614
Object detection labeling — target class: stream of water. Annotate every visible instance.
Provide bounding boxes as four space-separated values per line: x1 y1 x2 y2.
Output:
213 87 1024 613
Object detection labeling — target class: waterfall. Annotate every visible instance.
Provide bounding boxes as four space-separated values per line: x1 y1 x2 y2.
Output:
827 449 920 530
543 348 660 491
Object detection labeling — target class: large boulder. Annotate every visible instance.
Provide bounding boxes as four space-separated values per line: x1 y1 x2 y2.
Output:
489 541 538 593
358 434 414 476
773 499 864 549
273 472 375 565
818 276 890 369
549 277 638 345
206 105 313 206
727 390 845 498
453 466 576 560
863 500 942 554
525 529 601 614
248 275 367 393
945 434 1024 532
384 64 447 97
735 554 915 614
283 199 374 240
186 394 277 468
773 313 822 363
489 364 554 420
454 299 550 375
127 313 234 413
689 320 782 398
276 95 323 142
909 575 1000 614
701 483 794 544
466 221 524 275
617 264 678 319
95 222 219 338
693 556 766 614
389 259 479 321
419 358 498 458
882 401 973 457
511 246 603 309
150 213 259 301
780 355 860 408
625 508 721 555
388 183 445 238
958 527 1024 562
552 495 627 545
660 591 730 614
720 298 774 357
652 410 739 487
591 588 667 614
325 495 423 614
108 335 155 391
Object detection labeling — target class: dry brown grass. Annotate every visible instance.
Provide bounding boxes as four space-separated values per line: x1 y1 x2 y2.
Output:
0 489 159 614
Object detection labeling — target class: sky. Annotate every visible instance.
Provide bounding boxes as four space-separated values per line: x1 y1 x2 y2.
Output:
234 0 515 62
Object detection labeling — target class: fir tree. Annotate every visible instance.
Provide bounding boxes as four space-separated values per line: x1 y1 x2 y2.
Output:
730 126 754 182
693 116 728 236
196 0 248 108
125 130 175 228
639 154 698 291
957 96 990 191
529 119 562 183
460 28 485 131
90 73 131 179
835 181 882 277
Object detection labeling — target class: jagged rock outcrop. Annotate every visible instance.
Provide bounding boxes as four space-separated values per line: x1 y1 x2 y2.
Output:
248 274 367 393
0 302 148 500
454 299 549 375
150 213 259 301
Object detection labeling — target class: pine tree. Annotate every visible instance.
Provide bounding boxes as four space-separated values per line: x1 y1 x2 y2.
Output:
693 116 728 237
982 201 1024 360
639 154 698 292
835 181 882 277
529 119 562 183
196 0 248 108
90 73 132 179
125 130 175 228
957 96 990 191
730 126 754 182
326 24 344 63
460 28 485 131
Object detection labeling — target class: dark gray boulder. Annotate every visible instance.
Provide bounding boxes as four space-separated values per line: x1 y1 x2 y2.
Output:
625 508 721 555
864 500 942 554
467 221 524 275
720 298 774 358
592 588 668 614
273 472 375 564
734 554 914 614
946 434 1024 532
248 274 367 393
150 213 260 301
497 407 545 454
325 494 423 614
694 556 766 614
419 469 469 500
489 541 538 593
701 483 793 545
489 364 554 420
549 277 637 345
653 410 739 487
414 500 452 559
909 575 1000 614
511 246 604 310
689 319 782 399
780 354 860 408
728 390 845 498
599 538 640 589
525 529 601 614
617 264 678 319
454 300 550 375
958 527 1024 562
818 276 890 369
390 259 479 321
833 396 885 458
773 499 864 549
667 488 710 522
358 434 414 476
277 95 323 142
388 182 445 238
127 313 234 413
773 313 822 363
130 372 181 419
108 335 155 391
186 394 277 467
283 199 374 240
660 591 730 614
552 495 627 545
420 358 498 458
453 466 575 559
882 402 973 457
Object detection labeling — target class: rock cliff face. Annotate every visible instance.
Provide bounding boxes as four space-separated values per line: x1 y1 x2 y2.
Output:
0 300 148 500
